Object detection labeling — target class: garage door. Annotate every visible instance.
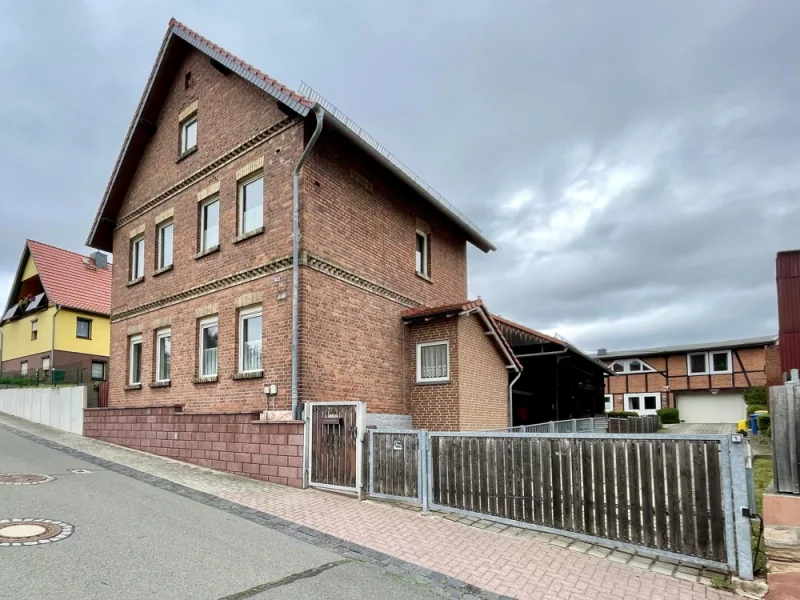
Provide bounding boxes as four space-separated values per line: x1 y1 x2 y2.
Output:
676 392 746 424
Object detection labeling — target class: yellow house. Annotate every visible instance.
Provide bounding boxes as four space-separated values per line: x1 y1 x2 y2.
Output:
0 240 112 384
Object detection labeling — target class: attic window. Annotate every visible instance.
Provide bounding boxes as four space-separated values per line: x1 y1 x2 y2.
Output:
608 358 656 374
184 71 192 90
181 115 197 153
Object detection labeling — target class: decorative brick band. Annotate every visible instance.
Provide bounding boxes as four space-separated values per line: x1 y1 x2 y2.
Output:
128 224 145 238
111 256 292 322
155 208 174 224
303 253 420 308
115 117 298 229
178 100 198 122
197 181 220 202
236 156 264 181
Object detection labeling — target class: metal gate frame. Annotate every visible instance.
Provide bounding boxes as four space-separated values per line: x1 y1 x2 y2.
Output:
368 428 429 507
423 431 753 579
304 401 366 493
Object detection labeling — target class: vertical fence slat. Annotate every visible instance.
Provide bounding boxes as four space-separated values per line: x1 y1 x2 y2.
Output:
680 441 696 557
432 436 441 505
514 438 524 522
615 440 629 541
604 440 617 540
694 441 711 559
640 441 654 548
541 440 553 527
488 438 498 516
550 439 562 529
478 437 489 515
497 438 509 518
582 439 595 535
572 438 584 533
665 441 681 553
653 440 668 550
456 437 465 511
532 439 542 524
468 438 478 513
561 439 574 531
706 441 726 563
628 441 642 544
522 438 533 523
593 440 606 538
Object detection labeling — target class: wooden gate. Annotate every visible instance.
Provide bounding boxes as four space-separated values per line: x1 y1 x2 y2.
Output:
369 429 427 504
307 402 365 492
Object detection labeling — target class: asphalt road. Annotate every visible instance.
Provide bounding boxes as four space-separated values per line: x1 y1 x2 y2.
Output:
0 427 444 600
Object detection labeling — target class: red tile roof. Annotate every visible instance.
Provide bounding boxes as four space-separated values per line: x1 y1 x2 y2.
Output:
26 240 112 315
491 314 566 347
402 300 521 371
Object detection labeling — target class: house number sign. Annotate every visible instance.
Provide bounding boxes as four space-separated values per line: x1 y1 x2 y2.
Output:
393 440 403 451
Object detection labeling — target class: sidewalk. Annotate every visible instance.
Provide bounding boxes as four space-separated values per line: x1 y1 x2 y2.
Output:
0 413 741 600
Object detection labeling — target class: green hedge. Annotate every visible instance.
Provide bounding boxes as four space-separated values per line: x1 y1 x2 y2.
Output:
757 414 771 437
606 411 639 418
744 387 767 406
657 407 680 424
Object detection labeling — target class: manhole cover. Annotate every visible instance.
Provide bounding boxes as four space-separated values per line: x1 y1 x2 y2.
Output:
0 474 54 485
0 519 73 546
68 469 92 474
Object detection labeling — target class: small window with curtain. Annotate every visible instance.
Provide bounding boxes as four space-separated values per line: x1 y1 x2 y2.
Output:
198 316 218 377
155 328 171 383
91 361 106 381
157 221 174 269
238 306 262 373
129 335 143 385
416 341 449 383
31 319 38 341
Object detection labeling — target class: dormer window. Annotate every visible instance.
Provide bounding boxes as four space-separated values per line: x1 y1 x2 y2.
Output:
609 358 656 374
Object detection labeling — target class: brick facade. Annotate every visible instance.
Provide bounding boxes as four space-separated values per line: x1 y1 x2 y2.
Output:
83 405 304 487
604 345 772 411
405 313 510 431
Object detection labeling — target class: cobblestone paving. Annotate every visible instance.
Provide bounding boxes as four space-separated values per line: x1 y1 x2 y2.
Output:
0 413 742 600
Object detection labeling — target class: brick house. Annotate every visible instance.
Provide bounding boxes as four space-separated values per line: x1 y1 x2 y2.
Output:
85 18 518 449
598 335 777 423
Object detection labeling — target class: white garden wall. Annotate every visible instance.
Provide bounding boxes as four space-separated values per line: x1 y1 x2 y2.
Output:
0 386 86 435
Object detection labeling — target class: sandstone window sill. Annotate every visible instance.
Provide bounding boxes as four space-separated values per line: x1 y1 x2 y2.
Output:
193 245 220 260
415 271 433 284
124 383 142 391
414 378 451 386
233 370 263 380
149 380 171 388
233 227 265 244
193 375 218 384
152 264 173 277
127 277 144 287
176 146 197 163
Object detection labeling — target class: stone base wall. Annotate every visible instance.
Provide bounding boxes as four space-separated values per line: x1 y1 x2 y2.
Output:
84 404 304 488
763 484 800 598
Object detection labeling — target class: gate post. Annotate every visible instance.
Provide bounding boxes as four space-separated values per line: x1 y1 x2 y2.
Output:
302 403 311 489
729 435 754 580
420 430 430 513
356 402 367 500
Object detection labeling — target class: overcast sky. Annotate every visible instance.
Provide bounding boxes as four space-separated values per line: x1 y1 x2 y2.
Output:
1 0 798 352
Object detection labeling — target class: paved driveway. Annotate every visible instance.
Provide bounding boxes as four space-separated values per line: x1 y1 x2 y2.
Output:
663 423 737 435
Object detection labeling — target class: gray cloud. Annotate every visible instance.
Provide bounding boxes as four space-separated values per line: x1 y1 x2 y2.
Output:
0 0 797 352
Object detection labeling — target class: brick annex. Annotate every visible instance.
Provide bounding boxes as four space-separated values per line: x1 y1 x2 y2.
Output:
83 20 522 482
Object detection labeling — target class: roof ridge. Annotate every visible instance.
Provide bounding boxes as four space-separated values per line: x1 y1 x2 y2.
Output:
27 239 96 262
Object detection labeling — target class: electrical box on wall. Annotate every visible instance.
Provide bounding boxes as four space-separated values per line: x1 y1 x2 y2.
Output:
264 384 278 396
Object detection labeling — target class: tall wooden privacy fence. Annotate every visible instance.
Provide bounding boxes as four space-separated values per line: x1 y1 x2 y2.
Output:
428 434 731 566
771 383 800 494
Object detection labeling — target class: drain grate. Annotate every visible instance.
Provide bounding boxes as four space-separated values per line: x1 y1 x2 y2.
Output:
0 474 54 486
0 519 73 546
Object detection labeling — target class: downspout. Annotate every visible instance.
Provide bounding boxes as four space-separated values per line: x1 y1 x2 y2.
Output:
508 370 522 428
50 305 61 385
291 105 325 420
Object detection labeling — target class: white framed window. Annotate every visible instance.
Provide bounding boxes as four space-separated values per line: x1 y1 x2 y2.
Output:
415 230 429 277
20 361 28 376
238 174 263 235
130 235 145 280
624 393 660 415
200 197 219 252
157 221 174 269
31 319 38 341
129 334 143 385
604 394 614 412
41 356 50 373
91 361 106 381
238 305 262 373
181 115 197 153
609 358 656 374
156 328 171 382
416 341 449 383
687 349 732 375
199 316 218 377
710 350 732 374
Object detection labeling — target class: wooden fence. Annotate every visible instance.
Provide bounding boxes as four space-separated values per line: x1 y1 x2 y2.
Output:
428 433 732 566
369 429 423 502
607 415 660 433
771 383 800 494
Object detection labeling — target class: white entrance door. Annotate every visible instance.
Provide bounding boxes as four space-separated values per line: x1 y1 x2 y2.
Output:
624 393 660 415
676 392 746 424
